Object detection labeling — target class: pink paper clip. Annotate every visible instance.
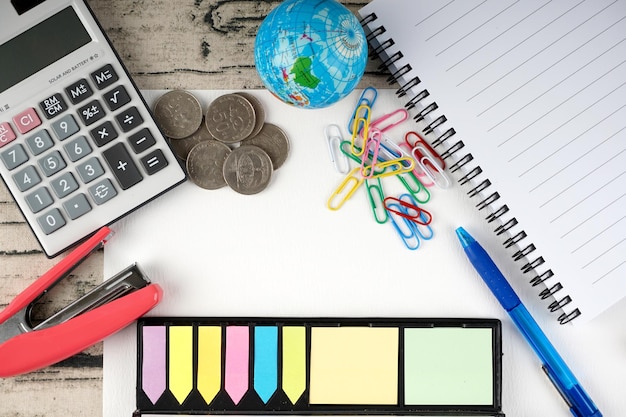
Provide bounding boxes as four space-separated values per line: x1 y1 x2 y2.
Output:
404 131 446 170
360 128 383 179
370 109 409 134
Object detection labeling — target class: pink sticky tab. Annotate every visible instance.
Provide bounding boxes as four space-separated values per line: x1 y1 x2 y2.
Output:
224 326 249 405
13 108 41 134
0 122 16 147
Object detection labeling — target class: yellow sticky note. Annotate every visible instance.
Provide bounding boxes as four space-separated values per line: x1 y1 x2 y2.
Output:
169 326 193 404
282 326 306 404
309 327 398 405
197 326 222 405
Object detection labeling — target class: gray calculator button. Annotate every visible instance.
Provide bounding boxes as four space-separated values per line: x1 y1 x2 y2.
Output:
25 187 53 213
51 172 79 198
77 156 105 183
52 114 80 141
26 129 54 156
88 178 117 205
64 135 92 162
37 208 66 235
12 165 41 192
38 150 66 177
63 193 92 220
1 144 29 170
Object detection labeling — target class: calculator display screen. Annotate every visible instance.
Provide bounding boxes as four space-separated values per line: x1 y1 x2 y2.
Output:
0 6 92 94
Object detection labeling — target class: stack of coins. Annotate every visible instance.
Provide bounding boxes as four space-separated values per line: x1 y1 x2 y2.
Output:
153 90 290 195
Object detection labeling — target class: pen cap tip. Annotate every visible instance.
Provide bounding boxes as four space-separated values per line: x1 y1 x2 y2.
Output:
455 227 475 248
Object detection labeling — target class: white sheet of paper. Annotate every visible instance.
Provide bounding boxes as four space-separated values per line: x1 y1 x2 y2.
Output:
103 90 624 417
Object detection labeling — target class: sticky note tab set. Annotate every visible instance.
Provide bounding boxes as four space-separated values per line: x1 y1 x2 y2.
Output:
136 317 504 416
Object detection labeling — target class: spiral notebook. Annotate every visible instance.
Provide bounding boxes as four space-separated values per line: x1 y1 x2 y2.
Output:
359 0 626 324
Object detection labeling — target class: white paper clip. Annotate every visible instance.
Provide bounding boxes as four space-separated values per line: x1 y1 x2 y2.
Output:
412 145 452 189
324 124 350 174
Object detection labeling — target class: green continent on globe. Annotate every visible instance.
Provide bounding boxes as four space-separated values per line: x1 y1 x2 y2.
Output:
290 56 321 89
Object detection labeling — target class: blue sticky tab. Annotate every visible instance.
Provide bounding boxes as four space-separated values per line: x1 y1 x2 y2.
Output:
254 326 278 403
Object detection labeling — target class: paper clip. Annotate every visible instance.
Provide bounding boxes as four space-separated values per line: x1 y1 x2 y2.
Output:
324 124 350 174
341 140 387 177
350 104 371 156
405 131 446 170
360 128 383 179
397 171 431 204
410 210 435 240
0 227 162 377
348 87 378 134
327 167 364 211
365 178 388 224
370 108 409 133
412 146 452 189
365 157 415 179
397 142 434 187
386 202 420 250
383 195 433 225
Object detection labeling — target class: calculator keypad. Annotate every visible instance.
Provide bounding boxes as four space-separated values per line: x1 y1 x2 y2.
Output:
0 63 183 253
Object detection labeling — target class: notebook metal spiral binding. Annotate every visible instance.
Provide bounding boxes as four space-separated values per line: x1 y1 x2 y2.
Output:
360 13 581 324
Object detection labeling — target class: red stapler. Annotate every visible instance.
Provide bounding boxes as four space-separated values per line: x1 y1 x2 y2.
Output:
0 226 162 377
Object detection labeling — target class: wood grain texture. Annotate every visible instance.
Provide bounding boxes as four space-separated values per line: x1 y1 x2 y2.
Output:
0 1 386 416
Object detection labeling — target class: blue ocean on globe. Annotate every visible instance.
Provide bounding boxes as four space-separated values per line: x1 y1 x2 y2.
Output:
254 0 368 109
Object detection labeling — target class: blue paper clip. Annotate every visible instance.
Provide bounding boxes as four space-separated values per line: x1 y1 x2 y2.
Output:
365 178 388 224
324 124 350 174
387 202 420 250
411 211 435 240
348 87 378 134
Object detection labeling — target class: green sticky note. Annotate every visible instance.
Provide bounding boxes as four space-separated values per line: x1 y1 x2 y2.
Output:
404 328 493 405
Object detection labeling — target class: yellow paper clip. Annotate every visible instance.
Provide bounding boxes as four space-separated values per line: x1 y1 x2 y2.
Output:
364 157 415 179
327 167 364 211
350 104 371 157
365 178 388 224
324 124 350 174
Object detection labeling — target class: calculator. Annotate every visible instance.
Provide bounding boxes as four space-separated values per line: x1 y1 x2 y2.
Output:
0 0 186 257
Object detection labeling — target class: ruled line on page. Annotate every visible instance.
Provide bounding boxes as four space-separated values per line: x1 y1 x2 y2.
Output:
444 0 552 72
560 193 625 239
455 0 586 87
572 217 626 254
582 237 626 269
426 0 489 43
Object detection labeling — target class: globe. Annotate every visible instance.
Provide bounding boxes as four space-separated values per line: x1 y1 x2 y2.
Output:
254 0 368 109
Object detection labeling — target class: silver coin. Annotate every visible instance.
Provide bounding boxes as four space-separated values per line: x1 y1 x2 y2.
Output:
186 140 232 190
205 93 256 144
153 90 203 139
222 145 273 195
234 92 265 139
241 123 290 170
168 119 214 161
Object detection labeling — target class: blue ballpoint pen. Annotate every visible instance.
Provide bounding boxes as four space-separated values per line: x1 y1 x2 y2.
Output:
455 227 602 417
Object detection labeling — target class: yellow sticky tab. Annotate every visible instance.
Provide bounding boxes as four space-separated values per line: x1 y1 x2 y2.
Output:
282 326 306 405
197 326 222 405
169 326 193 404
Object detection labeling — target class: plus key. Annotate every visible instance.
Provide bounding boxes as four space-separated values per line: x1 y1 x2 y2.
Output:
102 143 143 189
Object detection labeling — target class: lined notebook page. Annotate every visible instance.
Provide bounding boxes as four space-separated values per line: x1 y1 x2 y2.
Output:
360 0 626 321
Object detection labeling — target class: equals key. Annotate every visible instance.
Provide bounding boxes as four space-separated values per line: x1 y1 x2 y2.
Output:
103 143 143 189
